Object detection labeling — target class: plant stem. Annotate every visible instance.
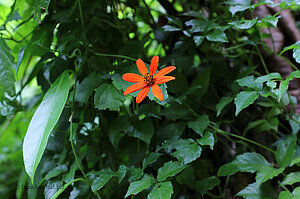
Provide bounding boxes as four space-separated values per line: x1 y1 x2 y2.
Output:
210 124 275 153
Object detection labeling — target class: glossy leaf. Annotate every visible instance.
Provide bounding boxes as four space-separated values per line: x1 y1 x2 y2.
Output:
23 71 70 183
157 161 187 182
206 29 228 42
281 172 300 186
147 181 173 199
125 174 155 198
234 91 259 116
197 132 214 150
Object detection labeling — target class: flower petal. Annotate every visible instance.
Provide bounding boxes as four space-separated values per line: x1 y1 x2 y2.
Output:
136 86 150 104
123 82 146 95
155 76 175 84
122 73 144 83
136 58 148 76
154 66 176 78
149 56 159 75
151 84 164 101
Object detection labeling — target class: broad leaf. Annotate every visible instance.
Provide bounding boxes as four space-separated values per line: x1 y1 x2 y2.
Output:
94 83 125 111
147 181 173 199
195 176 220 196
216 96 233 117
275 135 296 168
188 114 210 136
234 91 259 116
157 161 187 182
125 174 155 198
197 132 214 150
206 29 228 42
23 71 70 183
281 172 300 186
91 169 114 192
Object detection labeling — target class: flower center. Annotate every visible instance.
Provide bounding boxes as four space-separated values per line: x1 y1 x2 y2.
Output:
143 73 155 86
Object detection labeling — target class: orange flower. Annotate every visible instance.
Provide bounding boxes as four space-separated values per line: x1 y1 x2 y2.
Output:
122 56 176 103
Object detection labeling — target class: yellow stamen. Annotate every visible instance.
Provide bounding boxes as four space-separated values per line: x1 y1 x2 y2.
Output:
143 73 155 86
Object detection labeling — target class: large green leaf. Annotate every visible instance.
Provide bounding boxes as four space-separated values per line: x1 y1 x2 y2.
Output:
234 91 259 116
94 83 125 111
275 135 296 168
147 181 173 199
0 38 15 98
91 169 114 192
187 114 210 136
125 174 155 198
195 176 220 196
218 152 271 176
23 71 70 183
281 172 300 186
157 161 187 182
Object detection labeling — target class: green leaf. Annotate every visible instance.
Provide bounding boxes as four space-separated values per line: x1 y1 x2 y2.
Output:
235 182 263 199
236 75 262 89
44 165 68 180
142 153 162 170
289 115 300 135
163 139 202 164
147 181 173 199
255 73 282 83
176 166 195 188
278 191 293 199
23 71 70 183
0 38 16 97
228 18 257 29
125 174 155 198
75 72 102 104
216 96 233 116
281 172 300 186
275 135 296 168
218 152 271 176
206 29 228 42
255 167 284 185
226 0 252 16
280 41 300 63
162 25 181 32
234 91 259 116
108 116 129 148
261 15 279 27
197 132 214 150
33 0 51 26
187 114 210 136
116 165 127 183
195 176 220 196
193 36 205 47
91 169 114 192
127 118 154 144
157 161 187 182
185 19 207 33
94 83 125 111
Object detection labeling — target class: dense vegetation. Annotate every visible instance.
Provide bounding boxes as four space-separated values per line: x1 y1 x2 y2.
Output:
1 0 300 198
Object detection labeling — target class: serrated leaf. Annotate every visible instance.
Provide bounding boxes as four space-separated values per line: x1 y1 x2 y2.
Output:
234 91 259 116
275 135 297 168
187 114 210 136
216 96 233 116
147 181 173 199
157 161 187 182
195 176 220 196
197 132 214 150
218 152 271 176
206 29 228 42
281 172 300 186
23 71 70 183
94 83 125 111
125 174 155 198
